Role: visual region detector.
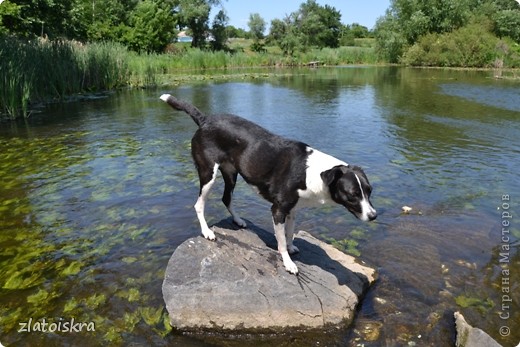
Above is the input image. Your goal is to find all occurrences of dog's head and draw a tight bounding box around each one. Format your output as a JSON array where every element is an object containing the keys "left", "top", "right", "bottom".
[{"left": 321, "top": 165, "right": 377, "bottom": 222}]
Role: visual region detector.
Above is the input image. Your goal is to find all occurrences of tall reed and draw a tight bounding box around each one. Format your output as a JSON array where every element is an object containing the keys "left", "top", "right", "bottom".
[
  {"left": 0, "top": 37, "right": 35, "bottom": 119},
  {"left": 0, "top": 38, "right": 131, "bottom": 120},
  {"left": 300, "top": 47, "right": 378, "bottom": 66},
  {"left": 77, "top": 42, "right": 129, "bottom": 90}
]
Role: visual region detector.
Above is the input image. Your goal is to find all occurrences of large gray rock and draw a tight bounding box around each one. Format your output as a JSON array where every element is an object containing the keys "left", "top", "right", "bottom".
[
  {"left": 454, "top": 312, "right": 502, "bottom": 347},
  {"left": 162, "top": 220, "right": 376, "bottom": 332}
]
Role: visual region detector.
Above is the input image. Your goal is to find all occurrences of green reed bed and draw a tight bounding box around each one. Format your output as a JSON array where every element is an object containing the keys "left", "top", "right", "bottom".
[
  {"left": 127, "top": 47, "right": 378, "bottom": 80},
  {"left": 0, "top": 37, "right": 34, "bottom": 118},
  {"left": 126, "top": 49, "right": 277, "bottom": 86},
  {"left": 0, "top": 37, "right": 130, "bottom": 120},
  {"left": 77, "top": 42, "right": 129, "bottom": 91},
  {"left": 300, "top": 46, "right": 378, "bottom": 66}
]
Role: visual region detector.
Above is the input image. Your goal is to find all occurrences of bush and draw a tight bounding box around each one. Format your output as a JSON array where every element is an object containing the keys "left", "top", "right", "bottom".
[
  {"left": 497, "top": 38, "right": 520, "bottom": 68},
  {"left": 402, "top": 24, "right": 499, "bottom": 67},
  {"left": 374, "top": 14, "right": 407, "bottom": 63}
]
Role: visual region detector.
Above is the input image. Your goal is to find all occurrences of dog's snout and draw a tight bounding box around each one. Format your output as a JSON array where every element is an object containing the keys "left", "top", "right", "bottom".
[{"left": 368, "top": 210, "right": 377, "bottom": 221}]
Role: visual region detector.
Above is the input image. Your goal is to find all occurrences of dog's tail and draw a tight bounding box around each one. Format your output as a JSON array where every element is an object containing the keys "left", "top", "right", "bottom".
[{"left": 160, "top": 94, "right": 206, "bottom": 126}]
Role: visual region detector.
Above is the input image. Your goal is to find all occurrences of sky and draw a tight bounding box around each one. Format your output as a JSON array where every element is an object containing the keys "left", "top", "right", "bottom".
[{"left": 217, "top": 0, "right": 391, "bottom": 31}]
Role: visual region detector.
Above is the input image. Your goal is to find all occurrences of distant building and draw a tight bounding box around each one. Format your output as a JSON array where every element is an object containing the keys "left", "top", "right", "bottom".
[{"left": 177, "top": 31, "right": 193, "bottom": 43}]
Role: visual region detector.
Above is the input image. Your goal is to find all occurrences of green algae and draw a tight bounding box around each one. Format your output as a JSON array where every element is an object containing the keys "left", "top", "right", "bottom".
[
  {"left": 455, "top": 295, "right": 494, "bottom": 314},
  {"left": 0, "top": 129, "right": 177, "bottom": 344}
]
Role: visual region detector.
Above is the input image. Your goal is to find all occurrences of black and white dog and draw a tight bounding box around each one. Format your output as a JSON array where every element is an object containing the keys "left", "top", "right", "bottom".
[{"left": 160, "top": 94, "right": 377, "bottom": 274}]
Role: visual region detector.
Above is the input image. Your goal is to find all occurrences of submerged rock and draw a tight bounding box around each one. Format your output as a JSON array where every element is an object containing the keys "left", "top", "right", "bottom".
[
  {"left": 454, "top": 312, "right": 502, "bottom": 347},
  {"left": 162, "top": 220, "right": 376, "bottom": 332}
]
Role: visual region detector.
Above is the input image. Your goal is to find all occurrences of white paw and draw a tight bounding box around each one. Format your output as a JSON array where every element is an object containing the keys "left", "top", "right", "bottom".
[
  {"left": 287, "top": 244, "right": 299, "bottom": 255},
  {"left": 280, "top": 251, "right": 298, "bottom": 274},
  {"left": 283, "top": 259, "right": 299, "bottom": 275},
  {"left": 233, "top": 217, "right": 247, "bottom": 228},
  {"left": 201, "top": 228, "right": 216, "bottom": 241}
]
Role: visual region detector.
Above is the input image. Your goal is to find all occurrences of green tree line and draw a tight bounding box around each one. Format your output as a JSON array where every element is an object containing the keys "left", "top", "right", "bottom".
[
  {"left": 0, "top": 0, "right": 371, "bottom": 54},
  {"left": 0, "top": 0, "right": 227, "bottom": 52},
  {"left": 374, "top": 0, "right": 520, "bottom": 66},
  {"left": 3, "top": 0, "right": 519, "bottom": 66}
]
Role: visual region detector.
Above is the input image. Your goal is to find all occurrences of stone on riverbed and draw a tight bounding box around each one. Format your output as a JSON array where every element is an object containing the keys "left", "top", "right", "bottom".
[
  {"left": 454, "top": 312, "right": 502, "bottom": 347},
  {"left": 162, "top": 220, "right": 376, "bottom": 332}
]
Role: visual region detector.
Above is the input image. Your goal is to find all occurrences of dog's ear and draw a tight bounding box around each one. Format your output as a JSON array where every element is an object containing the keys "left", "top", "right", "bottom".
[
  {"left": 351, "top": 165, "right": 368, "bottom": 180},
  {"left": 320, "top": 165, "right": 348, "bottom": 186}
]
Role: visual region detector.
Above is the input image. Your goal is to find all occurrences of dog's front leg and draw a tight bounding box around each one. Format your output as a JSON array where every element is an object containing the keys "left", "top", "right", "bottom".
[{"left": 272, "top": 207, "right": 298, "bottom": 275}]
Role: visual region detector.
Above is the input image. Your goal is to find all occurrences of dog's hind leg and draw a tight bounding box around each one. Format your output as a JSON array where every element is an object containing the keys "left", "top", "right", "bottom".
[
  {"left": 194, "top": 162, "right": 219, "bottom": 240},
  {"left": 221, "top": 167, "right": 247, "bottom": 228},
  {"left": 285, "top": 210, "right": 299, "bottom": 255}
]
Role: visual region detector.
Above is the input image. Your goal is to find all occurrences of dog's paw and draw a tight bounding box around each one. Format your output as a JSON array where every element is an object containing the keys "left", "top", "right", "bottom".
[
  {"left": 287, "top": 244, "right": 299, "bottom": 255},
  {"left": 283, "top": 259, "right": 299, "bottom": 275},
  {"left": 280, "top": 252, "right": 299, "bottom": 274},
  {"left": 233, "top": 217, "right": 247, "bottom": 228},
  {"left": 201, "top": 228, "right": 216, "bottom": 241}
]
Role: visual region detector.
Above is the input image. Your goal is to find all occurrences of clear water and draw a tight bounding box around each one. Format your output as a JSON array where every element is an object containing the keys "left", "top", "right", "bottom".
[{"left": 1, "top": 67, "right": 519, "bottom": 346}]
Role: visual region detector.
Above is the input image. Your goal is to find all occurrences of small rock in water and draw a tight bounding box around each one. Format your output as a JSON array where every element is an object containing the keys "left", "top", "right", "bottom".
[
  {"left": 402, "top": 206, "right": 412, "bottom": 213},
  {"left": 454, "top": 312, "right": 501, "bottom": 347},
  {"left": 455, "top": 259, "right": 477, "bottom": 270},
  {"left": 356, "top": 320, "right": 383, "bottom": 342},
  {"left": 374, "top": 297, "right": 387, "bottom": 305}
]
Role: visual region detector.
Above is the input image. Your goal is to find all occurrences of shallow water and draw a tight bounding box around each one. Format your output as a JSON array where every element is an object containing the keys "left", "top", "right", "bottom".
[{"left": 0, "top": 67, "right": 519, "bottom": 346}]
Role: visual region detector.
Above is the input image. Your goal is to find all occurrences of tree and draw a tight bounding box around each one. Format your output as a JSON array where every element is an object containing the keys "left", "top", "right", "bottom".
[
  {"left": 297, "top": 0, "right": 341, "bottom": 48},
  {"left": 374, "top": 0, "right": 477, "bottom": 62},
  {"left": 268, "top": 16, "right": 301, "bottom": 56},
  {"left": 226, "top": 25, "right": 248, "bottom": 39},
  {"left": 210, "top": 9, "right": 228, "bottom": 50},
  {"left": 177, "top": 0, "right": 223, "bottom": 48},
  {"left": 494, "top": 9, "right": 520, "bottom": 42},
  {"left": 350, "top": 23, "right": 370, "bottom": 38},
  {"left": 339, "top": 25, "right": 355, "bottom": 46},
  {"left": 389, "top": 0, "right": 474, "bottom": 43},
  {"left": 268, "top": 18, "right": 286, "bottom": 44},
  {"left": 248, "top": 13, "right": 265, "bottom": 52},
  {"left": 123, "top": 0, "right": 176, "bottom": 52},
  {"left": 248, "top": 13, "right": 265, "bottom": 40},
  {"left": 77, "top": 0, "right": 130, "bottom": 42},
  {"left": 267, "top": 0, "right": 342, "bottom": 55},
  {"left": 374, "top": 12, "right": 407, "bottom": 63},
  {"left": 0, "top": 0, "right": 22, "bottom": 35},
  {"left": 315, "top": 3, "right": 342, "bottom": 47},
  {"left": 491, "top": 0, "right": 520, "bottom": 43},
  {"left": 0, "top": 0, "right": 77, "bottom": 38}
]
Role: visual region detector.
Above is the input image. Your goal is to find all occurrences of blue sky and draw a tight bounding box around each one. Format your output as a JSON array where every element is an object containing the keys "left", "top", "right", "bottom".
[{"left": 217, "top": 1, "right": 391, "bottom": 31}]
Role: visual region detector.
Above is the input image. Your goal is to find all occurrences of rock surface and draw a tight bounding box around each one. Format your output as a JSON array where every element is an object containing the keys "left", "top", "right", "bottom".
[
  {"left": 162, "top": 219, "right": 376, "bottom": 332},
  {"left": 454, "top": 312, "right": 502, "bottom": 347}
]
